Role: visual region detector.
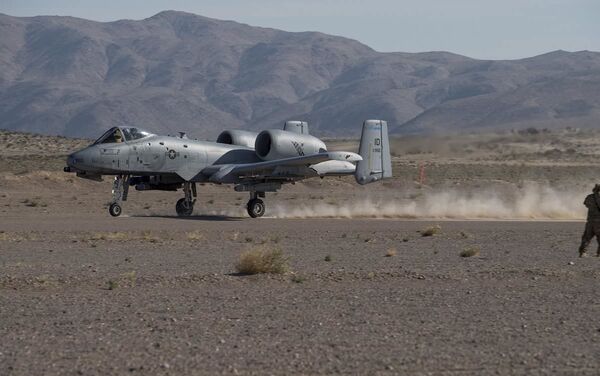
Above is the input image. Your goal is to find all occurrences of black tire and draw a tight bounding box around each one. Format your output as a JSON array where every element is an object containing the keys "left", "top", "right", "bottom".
[
  {"left": 176, "top": 198, "right": 193, "bottom": 217},
  {"left": 247, "top": 198, "right": 265, "bottom": 218},
  {"left": 109, "top": 203, "right": 122, "bottom": 217}
]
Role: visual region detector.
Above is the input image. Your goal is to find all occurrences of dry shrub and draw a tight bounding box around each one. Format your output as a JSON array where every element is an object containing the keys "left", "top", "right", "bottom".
[
  {"left": 421, "top": 225, "right": 441, "bottom": 237},
  {"left": 121, "top": 271, "right": 137, "bottom": 287},
  {"left": 107, "top": 280, "right": 119, "bottom": 290},
  {"left": 91, "top": 232, "right": 128, "bottom": 241},
  {"left": 385, "top": 248, "right": 397, "bottom": 257},
  {"left": 290, "top": 274, "right": 306, "bottom": 283},
  {"left": 88, "top": 231, "right": 166, "bottom": 242},
  {"left": 460, "top": 247, "right": 480, "bottom": 258},
  {"left": 236, "top": 247, "right": 288, "bottom": 275},
  {"left": 141, "top": 231, "right": 160, "bottom": 243},
  {"left": 34, "top": 275, "right": 54, "bottom": 287},
  {"left": 0, "top": 232, "right": 26, "bottom": 242},
  {"left": 186, "top": 231, "right": 205, "bottom": 241}
]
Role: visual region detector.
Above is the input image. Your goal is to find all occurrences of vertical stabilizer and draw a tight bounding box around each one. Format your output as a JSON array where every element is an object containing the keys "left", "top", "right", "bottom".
[{"left": 355, "top": 120, "right": 392, "bottom": 185}]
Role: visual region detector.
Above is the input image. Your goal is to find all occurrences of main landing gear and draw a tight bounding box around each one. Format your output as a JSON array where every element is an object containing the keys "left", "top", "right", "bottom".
[
  {"left": 176, "top": 182, "right": 196, "bottom": 217},
  {"left": 246, "top": 191, "right": 266, "bottom": 218},
  {"left": 109, "top": 175, "right": 130, "bottom": 217}
]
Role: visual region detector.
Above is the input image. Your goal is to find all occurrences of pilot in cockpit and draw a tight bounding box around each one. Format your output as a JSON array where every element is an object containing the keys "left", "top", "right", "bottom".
[{"left": 114, "top": 129, "right": 123, "bottom": 143}]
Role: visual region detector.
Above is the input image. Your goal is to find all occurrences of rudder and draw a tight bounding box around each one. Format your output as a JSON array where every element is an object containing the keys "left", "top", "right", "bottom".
[{"left": 355, "top": 119, "right": 392, "bottom": 185}]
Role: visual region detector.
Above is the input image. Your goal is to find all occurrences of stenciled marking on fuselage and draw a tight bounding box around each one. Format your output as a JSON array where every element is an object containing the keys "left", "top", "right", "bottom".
[{"left": 291, "top": 141, "right": 305, "bottom": 156}]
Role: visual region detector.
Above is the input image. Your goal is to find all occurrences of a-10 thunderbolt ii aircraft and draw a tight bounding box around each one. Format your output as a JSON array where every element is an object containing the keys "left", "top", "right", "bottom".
[{"left": 64, "top": 120, "right": 392, "bottom": 218}]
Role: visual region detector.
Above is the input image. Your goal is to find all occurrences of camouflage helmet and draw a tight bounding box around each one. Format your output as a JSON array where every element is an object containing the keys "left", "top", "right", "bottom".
[{"left": 594, "top": 184, "right": 600, "bottom": 193}]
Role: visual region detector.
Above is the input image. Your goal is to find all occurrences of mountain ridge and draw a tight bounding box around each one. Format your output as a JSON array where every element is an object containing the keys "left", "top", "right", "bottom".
[{"left": 0, "top": 11, "right": 599, "bottom": 138}]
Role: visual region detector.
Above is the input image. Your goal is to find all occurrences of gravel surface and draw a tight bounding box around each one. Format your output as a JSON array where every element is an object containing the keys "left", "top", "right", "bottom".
[
  {"left": 1, "top": 214, "right": 599, "bottom": 375},
  {"left": 2, "top": 131, "right": 600, "bottom": 374}
]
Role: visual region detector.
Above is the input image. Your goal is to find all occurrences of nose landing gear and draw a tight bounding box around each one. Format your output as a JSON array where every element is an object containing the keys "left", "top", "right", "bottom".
[
  {"left": 176, "top": 182, "right": 196, "bottom": 217},
  {"left": 246, "top": 191, "right": 266, "bottom": 218},
  {"left": 109, "top": 175, "right": 130, "bottom": 217}
]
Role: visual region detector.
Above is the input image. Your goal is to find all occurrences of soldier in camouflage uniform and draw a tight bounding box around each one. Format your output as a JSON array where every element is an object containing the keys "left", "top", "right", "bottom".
[{"left": 578, "top": 184, "right": 600, "bottom": 257}]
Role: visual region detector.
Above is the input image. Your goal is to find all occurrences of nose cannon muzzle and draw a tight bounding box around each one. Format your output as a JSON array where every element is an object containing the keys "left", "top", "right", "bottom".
[{"left": 65, "top": 151, "right": 84, "bottom": 172}]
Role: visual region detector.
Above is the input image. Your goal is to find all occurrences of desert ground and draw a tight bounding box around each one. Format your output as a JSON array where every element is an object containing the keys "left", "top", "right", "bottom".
[{"left": 1, "top": 128, "right": 600, "bottom": 375}]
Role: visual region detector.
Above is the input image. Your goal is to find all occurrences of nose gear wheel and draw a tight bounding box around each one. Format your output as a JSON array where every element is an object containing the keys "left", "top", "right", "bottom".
[{"left": 109, "top": 203, "right": 122, "bottom": 217}]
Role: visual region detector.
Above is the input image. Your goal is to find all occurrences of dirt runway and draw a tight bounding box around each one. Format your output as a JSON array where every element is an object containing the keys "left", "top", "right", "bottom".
[
  {"left": 1, "top": 212, "right": 599, "bottom": 375},
  {"left": 2, "top": 130, "right": 600, "bottom": 374}
]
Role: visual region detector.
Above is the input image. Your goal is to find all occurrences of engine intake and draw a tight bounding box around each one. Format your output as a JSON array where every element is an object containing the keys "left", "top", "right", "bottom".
[
  {"left": 216, "top": 130, "right": 258, "bottom": 148},
  {"left": 255, "top": 130, "right": 327, "bottom": 161}
]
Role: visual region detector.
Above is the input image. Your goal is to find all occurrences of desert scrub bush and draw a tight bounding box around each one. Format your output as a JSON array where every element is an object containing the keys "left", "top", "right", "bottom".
[
  {"left": 324, "top": 255, "right": 332, "bottom": 262},
  {"left": 420, "top": 225, "right": 441, "bottom": 237},
  {"left": 0, "top": 232, "right": 27, "bottom": 242},
  {"left": 460, "top": 247, "right": 480, "bottom": 258},
  {"left": 91, "top": 232, "right": 128, "bottom": 241},
  {"left": 290, "top": 274, "right": 306, "bottom": 283},
  {"left": 141, "top": 231, "right": 160, "bottom": 243},
  {"left": 121, "top": 271, "right": 137, "bottom": 287},
  {"left": 107, "top": 280, "right": 119, "bottom": 290},
  {"left": 34, "top": 275, "right": 53, "bottom": 286},
  {"left": 236, "top": 247, "right": 289, "bottom": 275},
  {"left": 186, "top": 231, "right": 205, "bottom": 241}
]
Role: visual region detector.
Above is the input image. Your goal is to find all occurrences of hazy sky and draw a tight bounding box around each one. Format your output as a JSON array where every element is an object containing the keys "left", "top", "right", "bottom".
[{"left": 2, "top": 0, "right": 599, "bottom": 60}]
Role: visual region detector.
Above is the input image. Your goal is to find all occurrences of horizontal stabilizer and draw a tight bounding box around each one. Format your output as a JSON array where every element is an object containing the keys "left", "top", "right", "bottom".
[{"left": 205, "top": 151, "right": 361, "bottom": 183}]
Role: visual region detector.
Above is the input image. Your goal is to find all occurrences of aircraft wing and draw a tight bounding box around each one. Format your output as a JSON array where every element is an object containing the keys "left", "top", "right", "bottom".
[{"left": 204, "top": 152, "right": 361, "bottom": 183}]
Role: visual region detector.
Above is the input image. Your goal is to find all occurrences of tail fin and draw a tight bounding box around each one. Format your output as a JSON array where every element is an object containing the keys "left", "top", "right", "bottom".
[{"left": 355, "top": 119, "right": 392, "bottom": 185}]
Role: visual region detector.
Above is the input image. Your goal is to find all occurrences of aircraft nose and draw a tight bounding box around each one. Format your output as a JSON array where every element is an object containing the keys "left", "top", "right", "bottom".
[
  {"left": 66, "top": 150, "right": 87, "bottom": 168},
  {"left": 66, "top": 152, "right": 79, "bottom": 168}
]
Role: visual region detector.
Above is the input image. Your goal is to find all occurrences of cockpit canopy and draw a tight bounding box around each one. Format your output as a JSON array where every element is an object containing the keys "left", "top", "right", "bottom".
[{"left": 93, "top": 127, "right": 153, "bottom": 144}]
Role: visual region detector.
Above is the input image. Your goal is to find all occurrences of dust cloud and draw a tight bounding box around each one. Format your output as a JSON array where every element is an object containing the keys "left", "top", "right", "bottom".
[{"left": 268, "top": 184, "right": 588, "bottom": 220}]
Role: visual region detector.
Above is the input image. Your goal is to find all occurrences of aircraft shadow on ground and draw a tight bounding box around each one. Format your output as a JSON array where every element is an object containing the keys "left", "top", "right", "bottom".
[{"left": 131, "top": 214, "right": 242, "bottom": 221}]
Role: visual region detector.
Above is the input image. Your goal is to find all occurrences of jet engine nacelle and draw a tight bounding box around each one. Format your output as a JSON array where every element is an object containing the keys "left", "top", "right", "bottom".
[
  {"left": 255, "top": 129, "right": 327, "bottom": 161},
  {"left": 216, "top": 130, "right": 259, "bottom": 148}
]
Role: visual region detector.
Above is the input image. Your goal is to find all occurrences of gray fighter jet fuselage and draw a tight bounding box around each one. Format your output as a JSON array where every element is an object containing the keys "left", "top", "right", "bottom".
[{"left": 65, "top": 120, "right": 392, "bottom": 218}]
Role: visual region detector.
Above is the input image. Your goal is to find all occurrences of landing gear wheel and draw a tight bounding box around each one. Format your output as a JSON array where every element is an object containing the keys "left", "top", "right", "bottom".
[
  {"left": 109, "top": 203, "right": 122, "bottom": 217},
  {"left": 247, "top": 198, "right": 265, "bottom": 218},
  {"left": 176, "top": 198, "right": 194, "bottom": 217}
]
